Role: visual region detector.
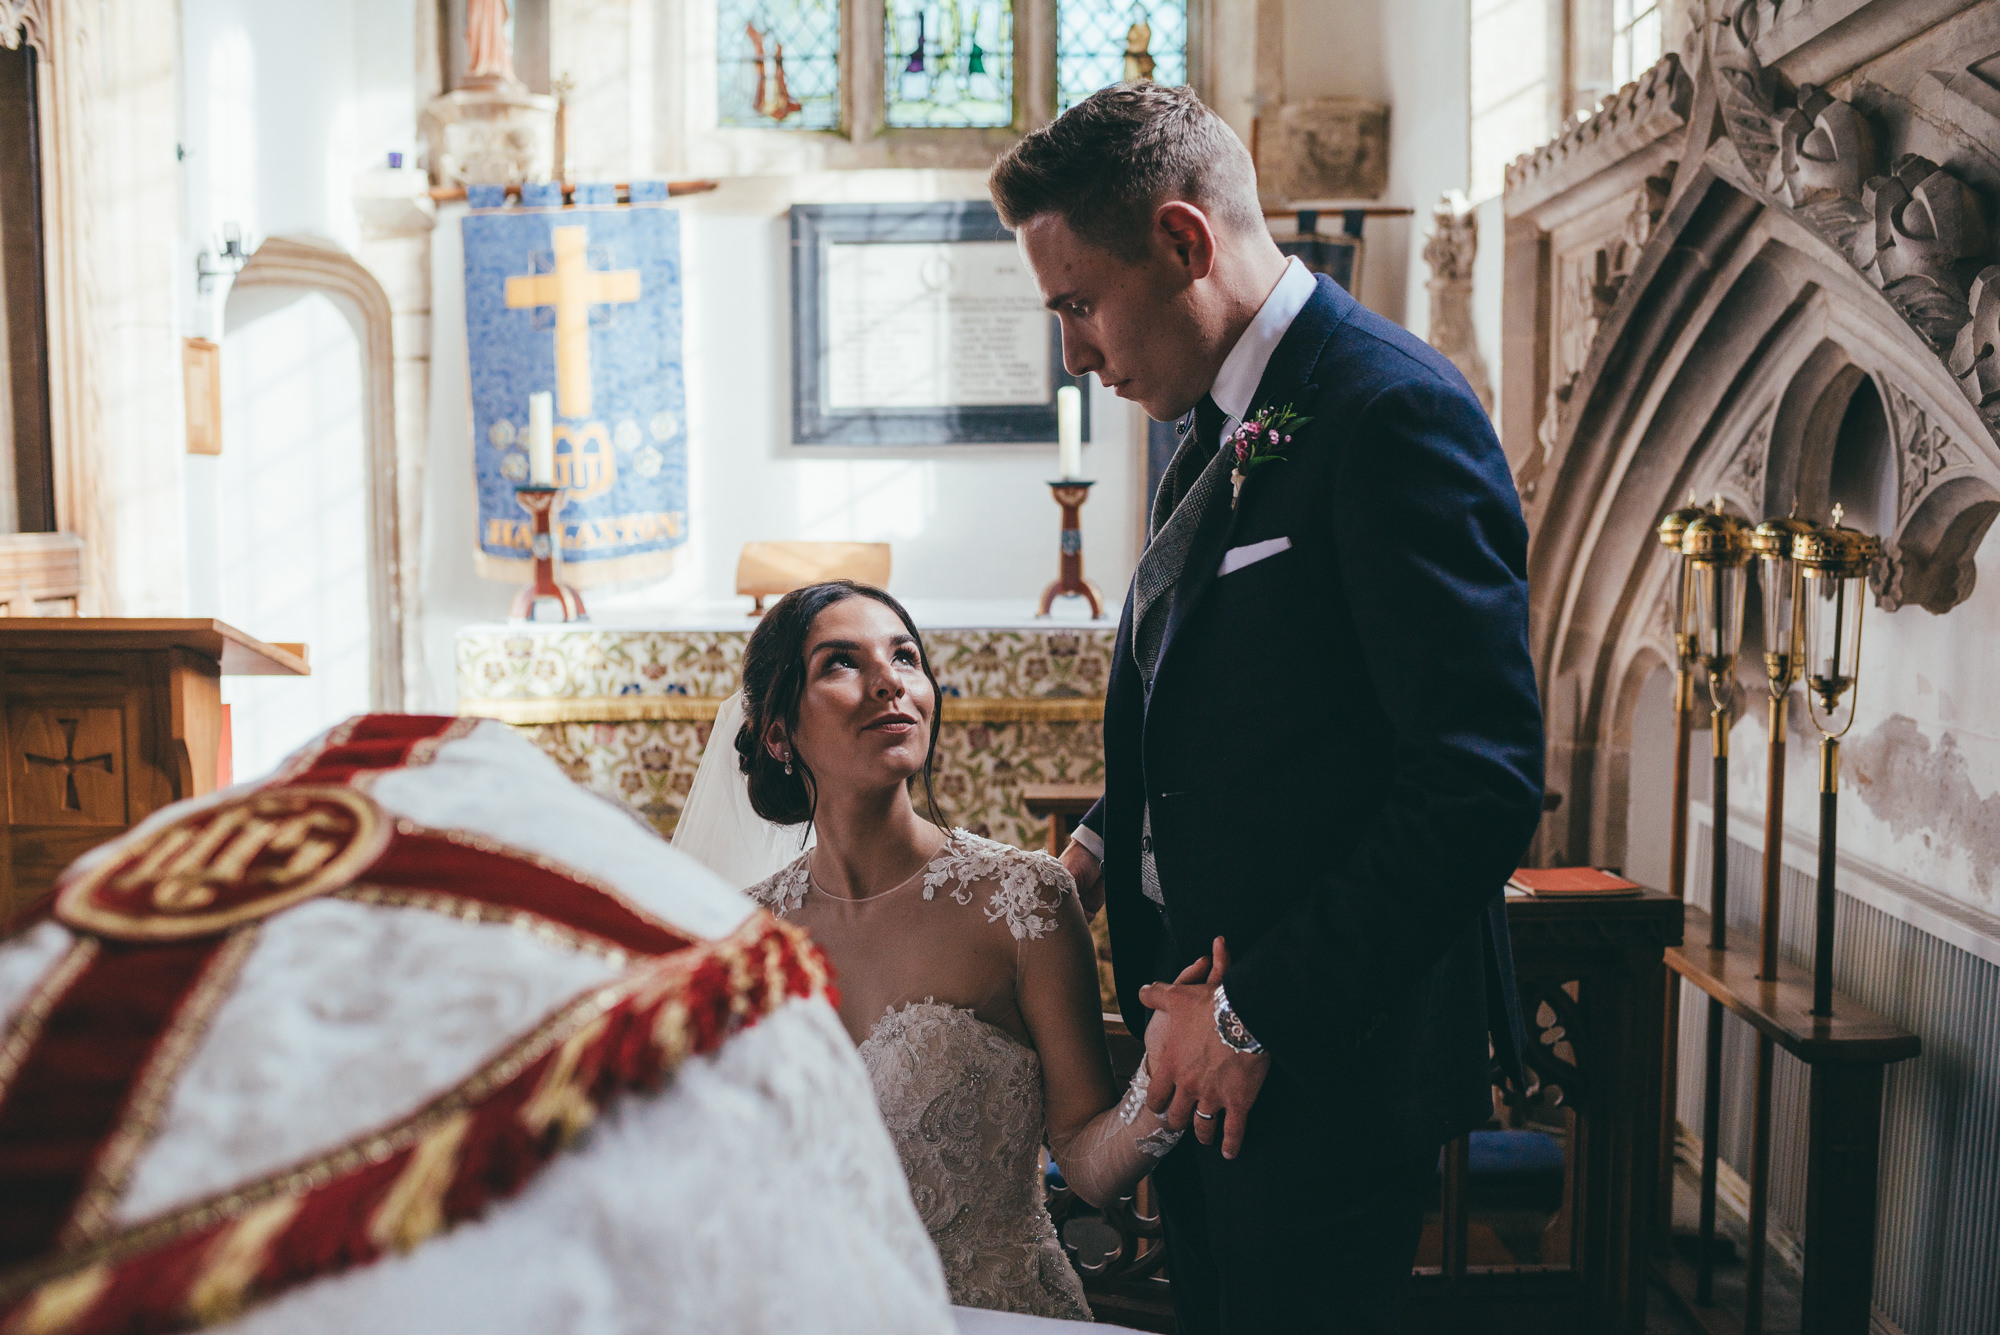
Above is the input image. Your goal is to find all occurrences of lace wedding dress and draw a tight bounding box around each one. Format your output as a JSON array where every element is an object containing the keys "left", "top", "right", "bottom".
[{"left": 748, "top": 829, "right": 1176, "bottom": 1322}]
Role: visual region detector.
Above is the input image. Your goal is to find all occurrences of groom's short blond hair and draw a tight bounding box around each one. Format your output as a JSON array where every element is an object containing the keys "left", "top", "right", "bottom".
[{"left": 990, "top": 83, "right": 1262, "bottom": 261}]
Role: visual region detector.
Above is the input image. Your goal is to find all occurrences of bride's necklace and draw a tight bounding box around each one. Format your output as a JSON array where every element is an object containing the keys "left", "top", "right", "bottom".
[{"left": 806, "top": 831, "right": 951, "bottom": 903}]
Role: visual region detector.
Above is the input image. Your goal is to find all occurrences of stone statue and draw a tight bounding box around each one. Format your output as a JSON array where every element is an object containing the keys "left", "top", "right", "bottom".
[
  {"left": 1423, "top": 192, "right": 1494, "bottom": 415},
  {"left": 467, "top": 0, "right": 518, "bottom": 88}
]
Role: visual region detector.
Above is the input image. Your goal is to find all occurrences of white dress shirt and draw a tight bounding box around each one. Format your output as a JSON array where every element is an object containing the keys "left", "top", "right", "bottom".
[
  {"left": 1065, "top": 256, "right": 1319, "bottom": 871},
  {"left": 1206, "top": 255, "right": 1319, "bottom": 440}
]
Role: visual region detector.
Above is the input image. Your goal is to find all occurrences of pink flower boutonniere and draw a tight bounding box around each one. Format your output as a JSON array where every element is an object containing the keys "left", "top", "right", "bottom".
[{"left": 1228, "top": 403, "right": 1312, "bottom": 508}]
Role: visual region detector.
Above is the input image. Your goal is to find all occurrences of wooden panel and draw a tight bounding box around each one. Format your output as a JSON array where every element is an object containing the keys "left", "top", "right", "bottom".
[
  {"left": 9, "top": 704, "right": 123, "bottom": 824},
  {"left": 0, "top": 533, "right": 82, "bottom": 612}
]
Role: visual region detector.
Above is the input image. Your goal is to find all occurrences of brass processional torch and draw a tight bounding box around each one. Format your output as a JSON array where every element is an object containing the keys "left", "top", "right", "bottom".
[
  {"left": 1793, "top": 505, "right": 1880, "bottom": 1017},
  {"left": 1657, "top": 495, "right": 1710, "bottom": 899},
  {"left": 1741, "top": 510, "right": 1812, "bottom": 1334},
  {"left": 1652, "top": 494, "right": 1708, "bottom": 1247},
  {"left": 1680, "top": 502, "right": 1750, "bottom": 1307}
]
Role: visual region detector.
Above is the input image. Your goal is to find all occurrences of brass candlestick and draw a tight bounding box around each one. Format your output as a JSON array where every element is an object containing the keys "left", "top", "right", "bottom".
[
  {"left": 1037, "top": 480, "right": 1104, "bottom": 619},
  {"left": 509, "top": 485, "right": 587, "bottom": 622},
  {"left": 1794, "top": 506, "right": 1879, "bottom": 1018}
]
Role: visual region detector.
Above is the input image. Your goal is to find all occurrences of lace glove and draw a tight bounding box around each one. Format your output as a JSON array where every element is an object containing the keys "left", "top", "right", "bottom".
[{"left": 1048, "top": 1058, "right": 1182, "bottom": 1209}]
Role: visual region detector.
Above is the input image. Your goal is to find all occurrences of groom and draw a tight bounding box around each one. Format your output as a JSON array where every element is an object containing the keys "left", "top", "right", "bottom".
[{"left": 993, "top": 86, "right": 1544, "bottom": 1332}]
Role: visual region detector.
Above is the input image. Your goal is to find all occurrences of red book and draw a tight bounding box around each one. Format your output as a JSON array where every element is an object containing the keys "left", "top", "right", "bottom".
[{"left": 1507, "top": 867, "right": 1642, "bottom": 897}]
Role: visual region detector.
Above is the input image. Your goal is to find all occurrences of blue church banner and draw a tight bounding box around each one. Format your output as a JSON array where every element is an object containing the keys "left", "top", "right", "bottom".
[{"left": 463, "top": 197, "right": 687, "bottom": 584}]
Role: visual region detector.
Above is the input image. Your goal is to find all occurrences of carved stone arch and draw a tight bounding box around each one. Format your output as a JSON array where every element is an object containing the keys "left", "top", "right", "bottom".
[{"left": 228, "top": 237, "right": 410, "bottom": 711}]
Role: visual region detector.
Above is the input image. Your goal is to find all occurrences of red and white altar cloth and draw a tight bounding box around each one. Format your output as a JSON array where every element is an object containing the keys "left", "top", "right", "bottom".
[{"left": 0, "top": 715, "right": 956, "bottom": 1335}]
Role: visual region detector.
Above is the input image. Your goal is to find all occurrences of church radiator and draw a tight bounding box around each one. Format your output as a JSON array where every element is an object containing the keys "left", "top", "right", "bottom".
[{"left": 1678, "top": 814, "right": 2000, "bottom": 1335}]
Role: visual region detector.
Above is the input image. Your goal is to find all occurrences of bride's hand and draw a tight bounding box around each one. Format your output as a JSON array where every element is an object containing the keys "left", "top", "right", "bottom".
[{"left": 1060, "top": 840, "right": 1105, "bottom": 917}]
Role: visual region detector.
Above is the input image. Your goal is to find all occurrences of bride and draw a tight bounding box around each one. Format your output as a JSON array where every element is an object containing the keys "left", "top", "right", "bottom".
[{"left": 673, "top": 581, "right": 1185, "bottom": 1321}]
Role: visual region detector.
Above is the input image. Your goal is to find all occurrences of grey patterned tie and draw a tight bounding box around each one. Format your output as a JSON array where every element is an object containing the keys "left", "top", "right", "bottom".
[
  {"left": 1130, "top": 395, "right": 1228, "bottom": 907},
  {"left": 1132, "top": 394, "right": 1230, "bottom": 688}
]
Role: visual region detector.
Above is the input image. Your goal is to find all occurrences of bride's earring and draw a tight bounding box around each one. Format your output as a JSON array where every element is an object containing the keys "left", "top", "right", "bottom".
[{"left": 784, "top": 753, "right": 793, "bottom": 776}]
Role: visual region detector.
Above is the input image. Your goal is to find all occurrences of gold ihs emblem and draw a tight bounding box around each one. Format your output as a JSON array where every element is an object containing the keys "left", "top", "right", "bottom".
[{"left": 56, "top": 786, "right": 390, "bottom": 940}]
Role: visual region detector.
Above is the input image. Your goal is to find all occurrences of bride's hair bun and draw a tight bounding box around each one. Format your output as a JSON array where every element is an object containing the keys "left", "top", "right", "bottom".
[{"left": 735, "top": 580, "right": 943, "bottom": 829}]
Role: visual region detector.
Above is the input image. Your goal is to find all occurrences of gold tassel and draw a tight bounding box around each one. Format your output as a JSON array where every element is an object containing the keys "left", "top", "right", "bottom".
[
  {"left": 367, "top": 1111, "right": 472, "bottom": 1255},
  {"left": 185, "top": 1195, "right": 305, "bottom": 1323},
  {"left": 4, "top": 1265, "right": 110, "bottom": 1335}
]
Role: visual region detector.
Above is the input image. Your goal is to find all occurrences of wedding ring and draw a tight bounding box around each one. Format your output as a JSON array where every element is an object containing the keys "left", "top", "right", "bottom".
[{"left": 1193, "top": 1109, "right": 1217, "bottom": 1121}]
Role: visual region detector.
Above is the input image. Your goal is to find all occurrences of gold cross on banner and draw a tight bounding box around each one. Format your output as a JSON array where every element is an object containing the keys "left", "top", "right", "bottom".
[{"left": 504, "top": 224, "right": 642, "bottom": 420}]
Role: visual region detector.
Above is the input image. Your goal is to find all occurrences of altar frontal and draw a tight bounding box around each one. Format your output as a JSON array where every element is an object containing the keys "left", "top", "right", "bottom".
[{"left": 464, "top": 198, "right": 688, "bottom": 584}]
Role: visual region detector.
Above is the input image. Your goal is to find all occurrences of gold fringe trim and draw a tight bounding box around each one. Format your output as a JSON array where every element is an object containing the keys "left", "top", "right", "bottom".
[
  {"left": 364, "top": 1112, "right": 470, "bottom": 1256},
  {"left": 1, "top": 1264, "right": 106, "bottom": 1335},
  {"left": 456, "top": 695, "right": 1105, "bottom": 726},
  {"left": 184, "top": 1195, "right": 303, "bottom": 1324}
]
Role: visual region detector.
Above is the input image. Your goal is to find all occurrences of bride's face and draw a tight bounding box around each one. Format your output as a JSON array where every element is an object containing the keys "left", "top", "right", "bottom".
[{"left": 782, "top": 597, "right": 935, "bottom": 798}]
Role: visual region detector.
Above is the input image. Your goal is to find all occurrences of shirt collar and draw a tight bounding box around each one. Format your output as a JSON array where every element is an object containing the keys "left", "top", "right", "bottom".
[{"left": 1207, "top": 256, "right": 1318, "bottom": 426}]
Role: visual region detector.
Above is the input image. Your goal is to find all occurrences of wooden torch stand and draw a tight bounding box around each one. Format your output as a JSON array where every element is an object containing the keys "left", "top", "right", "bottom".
[
  {"left": 1037, "top": 480, "right": 1104, "bottom": 619},
  {"left": 509, "top": 485, "right": 586, "bottom": 623}
]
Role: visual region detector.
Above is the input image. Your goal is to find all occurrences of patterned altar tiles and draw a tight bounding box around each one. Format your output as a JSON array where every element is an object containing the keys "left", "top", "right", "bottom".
[
  {"left": 457, "top": 626, "right": 1118, "bottom": 704},
  {"left": 517, "top": 716, "right": 1103, "bottom": 851}
]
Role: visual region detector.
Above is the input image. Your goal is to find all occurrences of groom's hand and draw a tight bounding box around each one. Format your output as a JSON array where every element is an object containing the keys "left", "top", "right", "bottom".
[
  {"left": 1060, "top": 840, "right": 1104, "bottom": 916},
  {"left": 1139, "top": 937, "right": 1270, "bottom": 1160}
]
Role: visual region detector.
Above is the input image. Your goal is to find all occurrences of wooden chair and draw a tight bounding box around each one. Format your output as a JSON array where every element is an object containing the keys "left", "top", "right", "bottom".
[{"left": 735, "top": 541, "right": 891, "bottom": 614}]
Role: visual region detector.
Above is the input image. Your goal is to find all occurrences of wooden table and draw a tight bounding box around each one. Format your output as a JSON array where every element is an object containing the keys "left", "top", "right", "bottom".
[
  {"left": 1659, "top": 908, "right": 1919, "bottom": 1335},
  {"left": 0, "top": 619, "right": 307, "bottom": 921}
]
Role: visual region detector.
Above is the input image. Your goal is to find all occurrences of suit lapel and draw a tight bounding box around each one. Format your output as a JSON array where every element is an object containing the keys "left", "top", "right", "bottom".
[{"left": 1149, "top": 275, "right": 1354, "bottom": 687}]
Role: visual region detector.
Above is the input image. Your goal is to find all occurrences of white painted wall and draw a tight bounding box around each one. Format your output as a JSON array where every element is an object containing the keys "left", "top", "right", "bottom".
[
  {"left": 190, "top": 290, "right": 374, "bottom": 782},
  {"left": 419, "top": 173, "right": 1145, "bottom": 707}
]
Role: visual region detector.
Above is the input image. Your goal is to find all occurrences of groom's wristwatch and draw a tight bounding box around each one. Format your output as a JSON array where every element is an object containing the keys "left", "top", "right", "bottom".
[{"left": 1212, "top": 984, "right": 1264, "bottom": 1056}]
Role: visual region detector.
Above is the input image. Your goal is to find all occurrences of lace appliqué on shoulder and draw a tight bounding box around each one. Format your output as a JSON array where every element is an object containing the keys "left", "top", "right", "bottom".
[
  {"left": 919, "top": 831, "right": 1074, "bottom": 941},
  {"left": 745, "top": 857, "right": 810, "bottom": 916}
]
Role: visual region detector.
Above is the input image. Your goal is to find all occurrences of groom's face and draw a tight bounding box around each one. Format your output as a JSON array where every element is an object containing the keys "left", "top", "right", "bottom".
[{"left": 1017, "top": 209, "right": 1212, "bottom": 422}]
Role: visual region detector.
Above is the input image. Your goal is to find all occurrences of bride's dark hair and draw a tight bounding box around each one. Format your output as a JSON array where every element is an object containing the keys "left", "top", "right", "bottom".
[{"left": 734, "top": 580, "right": 944, "bottom": 831}]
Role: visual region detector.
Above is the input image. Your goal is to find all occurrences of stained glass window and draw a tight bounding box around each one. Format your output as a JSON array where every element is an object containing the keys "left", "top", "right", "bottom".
[
  {"left": 717, "top": 0, "right": 842, "bottom": 130},
  {"left": 884, "top": 0, "right": 1015, "bottom": 129},
  {"left": 1056, "top": 0, "right": 1186, "bottom": 111}
]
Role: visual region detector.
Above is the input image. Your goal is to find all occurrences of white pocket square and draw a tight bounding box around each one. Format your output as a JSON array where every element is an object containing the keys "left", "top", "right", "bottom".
[{"left": 1218, "top": 536, "right": 1292, "bottom": 576}]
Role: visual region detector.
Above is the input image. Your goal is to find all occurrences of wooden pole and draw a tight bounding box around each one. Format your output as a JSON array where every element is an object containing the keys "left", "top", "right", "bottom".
[
  {"left": 1743, "top": 690, "right": 1787, "bottom": 1333},
  {"left": 1696, "top": 697, "right": 1730, "bottom": 1303},
  {"left": 1658, "top": 665, "right": 1694, "bottom": 1247},
  {"left": 1813, "top": 738, "right": 1840, "bottom": 1017}
]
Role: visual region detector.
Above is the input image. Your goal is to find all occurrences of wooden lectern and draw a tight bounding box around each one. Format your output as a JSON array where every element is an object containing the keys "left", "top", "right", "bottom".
[{"left": 0, "top": 619, "right": 308, "bottom": 921}]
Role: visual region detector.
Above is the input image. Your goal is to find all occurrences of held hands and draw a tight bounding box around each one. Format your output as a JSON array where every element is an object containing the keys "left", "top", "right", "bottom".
[
  {"left": 1060, "top": 840, "right": 1105, "bottom": 917},
  {"left": 1139, "top": 937, "right": 1270, "bottom": 1160}
]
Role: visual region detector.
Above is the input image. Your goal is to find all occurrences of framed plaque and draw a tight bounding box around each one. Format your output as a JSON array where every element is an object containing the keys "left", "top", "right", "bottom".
[{"left": 791, "top": 202, "right": 1090, "bottom": 447}]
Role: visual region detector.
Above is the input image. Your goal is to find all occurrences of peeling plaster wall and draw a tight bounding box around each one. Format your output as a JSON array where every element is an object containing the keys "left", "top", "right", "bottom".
[{"left": 1723, "top": 533, "right": 2000, "bottom": 922}]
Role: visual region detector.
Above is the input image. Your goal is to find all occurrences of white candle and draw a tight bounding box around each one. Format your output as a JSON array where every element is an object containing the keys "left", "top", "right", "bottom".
[
  {"left": 1056, "top": 385, "right": 1082, "bottom": 479},
  {"left": 527, "top": 392, "right": 555, "bottom": 486}
]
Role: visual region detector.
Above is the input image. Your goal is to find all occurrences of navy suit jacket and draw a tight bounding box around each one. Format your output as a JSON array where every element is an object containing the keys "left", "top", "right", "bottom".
[{"left": 1081, "top": 274, "right": 1543, "bottom": 1152}]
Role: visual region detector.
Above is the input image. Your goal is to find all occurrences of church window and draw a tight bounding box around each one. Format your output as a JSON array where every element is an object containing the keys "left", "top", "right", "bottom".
[
  {"left": 1610, "top": 0, "right": 1661, "bottom": 90},
  {"left": 884, "top": 0, "right": 1017, "bottom": 129},
  {"left": 1469, "top": 0, "right": 1552, "bottom": 201},
  {"left": 1055, "top": 0, "right": 1187, "bottom": 112},
  {"left": 717, "top": 0, "right": 845, "bottom": 130}
]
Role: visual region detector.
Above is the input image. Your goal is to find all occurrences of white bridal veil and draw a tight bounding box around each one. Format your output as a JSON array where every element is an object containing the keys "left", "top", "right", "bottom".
[{"left": 671, "top": 691, "right": 814, "bottom": 888}]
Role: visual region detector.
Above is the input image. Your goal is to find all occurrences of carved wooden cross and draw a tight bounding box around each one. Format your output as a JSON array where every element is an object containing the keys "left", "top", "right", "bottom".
[{"left": 26, "top": 716, "right": 115, "bottom": 812}]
